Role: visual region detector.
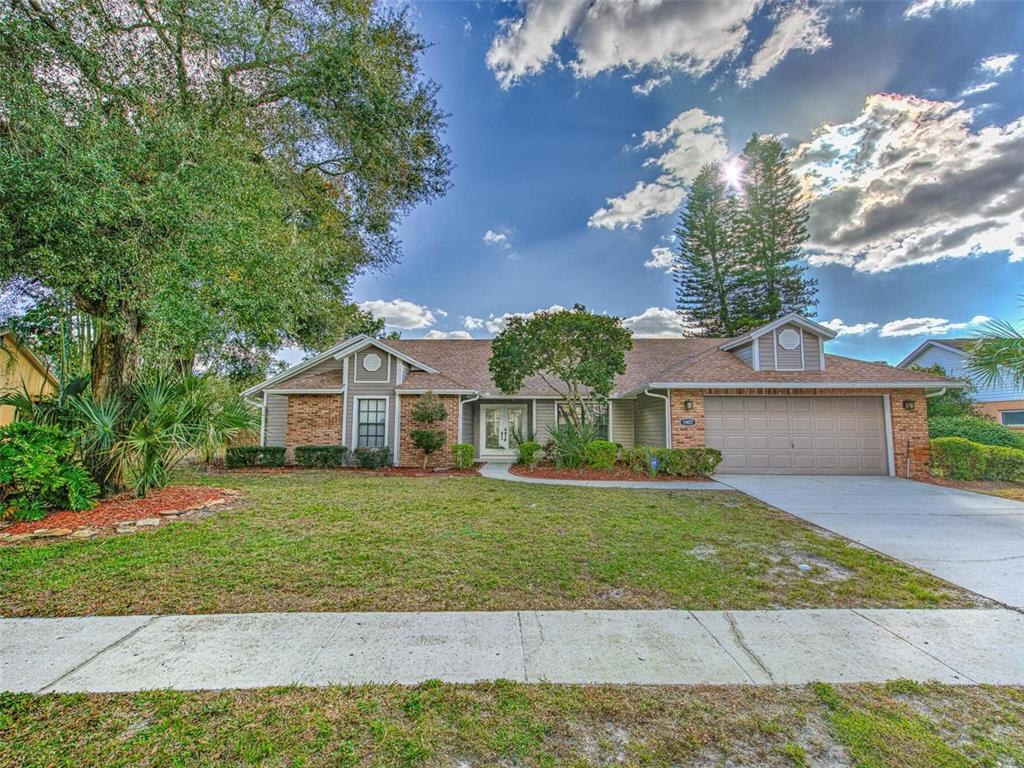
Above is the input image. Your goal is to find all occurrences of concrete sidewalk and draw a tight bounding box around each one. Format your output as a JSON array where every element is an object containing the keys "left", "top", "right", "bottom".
[
  {"left": 3, "top": 609, "right": 1021, "bottom": 693},
  {"left": 480, "top": 461, "right": 730, "bottom": 490}
]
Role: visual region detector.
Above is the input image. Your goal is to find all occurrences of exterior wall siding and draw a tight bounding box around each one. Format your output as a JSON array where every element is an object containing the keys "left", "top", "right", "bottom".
[
  {"left": 757, "top": 335, "right": 775, "bottom": 369},
  {"left": 354, "top": 348, "right": 390, "bottom": 383},
  {"left": 398, "top": 394, "right": 460, "bottom": 468},
  {"left": 0, "top": 337, "right": 56, "bottom": 426},
  {"left": 610, "top": 399, "right": 635, "bottom": 448},
  {"left": 534, "top": 400, "right": 557, "bottom": 443},
  {"left": 774, "top": 324, "right": 804, "bottom": 370},
  {"left": 460, "top": 398, "right": 476, "bottom": 445},
  {"left": 978, "top": 399, "right": 1024, "bottom": 428},
  {"left": 285, "top": 394, "right": 343, "bottom": 459},
  {"left": 734, "top": 343, "right": 753, "bottom": 367},
  {"left": 265, "top": 394, "right": 288, "bottom": 447},
  {"left": 908, "top": 345, "right": 1022, "bottom": 402},
  {"left": 344, "top": 347, "right": 399, "bottom": 452},
  {"left": 802, "top": 331, "right": 822, "bottom": 371},
  {"left": 634, "top": 392, "right": 667, "bottom": 447}
]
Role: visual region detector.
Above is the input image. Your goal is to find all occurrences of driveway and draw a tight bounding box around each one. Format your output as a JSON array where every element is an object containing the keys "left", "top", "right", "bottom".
[{"left": 719, "top": 476, "right": 1024, "bottom": 608}]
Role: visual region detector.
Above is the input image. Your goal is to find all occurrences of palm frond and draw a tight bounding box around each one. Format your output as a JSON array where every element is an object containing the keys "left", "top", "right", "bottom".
[{"left": 965, "top": 318, "right": 1024, "bottom": 388}]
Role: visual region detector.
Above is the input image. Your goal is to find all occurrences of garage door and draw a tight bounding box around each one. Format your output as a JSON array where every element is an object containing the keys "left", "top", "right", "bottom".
[{"left": 705, "top": 396, "right": 888, "bottom": 475}]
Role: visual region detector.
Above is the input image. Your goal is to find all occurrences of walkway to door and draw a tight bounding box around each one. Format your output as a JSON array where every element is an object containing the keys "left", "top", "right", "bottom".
[{"left": 719, "top": 475, "right": 1024, "bottom": 608}]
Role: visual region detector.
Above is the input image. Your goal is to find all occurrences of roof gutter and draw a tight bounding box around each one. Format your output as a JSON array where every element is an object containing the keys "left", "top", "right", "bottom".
[
  {"left": 925, "top": 388, "right": 947, "bottom": 398},
  {"left": 623, "top": 380, "right": 968, "bottom": 397}
]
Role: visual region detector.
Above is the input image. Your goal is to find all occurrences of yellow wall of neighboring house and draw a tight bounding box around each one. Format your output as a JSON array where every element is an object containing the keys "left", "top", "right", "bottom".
[{"left": 0, "top": 333, "right": 58, "bottom": 426}]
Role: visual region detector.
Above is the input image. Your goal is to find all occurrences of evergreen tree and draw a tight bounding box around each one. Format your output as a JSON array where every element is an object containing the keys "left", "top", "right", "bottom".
[
  {"left": 734, "top": 135, "right": 817, "bottom": 329},
  {"left": 673, "top": 163, "right": 740, "bottom": 336}
]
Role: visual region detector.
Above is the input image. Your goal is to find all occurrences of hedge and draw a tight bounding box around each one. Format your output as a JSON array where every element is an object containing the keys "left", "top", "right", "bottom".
[
  {"left": 294, "top": 445, "right": 348, "bottom": 468},
  {"left": 353, "top": 446, "right": 391, "bottom": 469},
  {"left": 929, "top": 415, "right": 1024, "bottom": 449},
  {"left": 623, "top": 446, "right": 723, "bottom": 477},
  {"left": 515, "top": 441, "right": 542, "bottom": 467},
  {"left": 451, "top": 443, "right": 475, "bottom": 469},
  {"left": 583, "top": 439, "right": 617, "bottom": 470},
  {"left": 930, "top": 437, "right": 1024, "bottom": 482},
  {"left": 225, "top": 446, "right": 286, "bottom": 468}
]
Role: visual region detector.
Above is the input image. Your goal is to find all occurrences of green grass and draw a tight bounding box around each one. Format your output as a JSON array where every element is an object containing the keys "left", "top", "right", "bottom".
[
  {"left": 0, "top": 470, "right": 980, "bottom": 617},
  {"left": 2, "top": 682, "right": 1022, "bottom": 767}
]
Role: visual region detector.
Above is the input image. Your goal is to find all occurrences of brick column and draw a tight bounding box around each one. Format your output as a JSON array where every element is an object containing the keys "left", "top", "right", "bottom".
[
  {"left": 669, "top": 390, "right": 706, "bottom": 448},
  {"left": 398, "top": 394, "right": 460, "bottom": 468},
  {"left": 285, "top": 394, "right": 343, "bottom": 461},
  {"left": 889, "top": 390, "right": 930, "bottom": 479}
]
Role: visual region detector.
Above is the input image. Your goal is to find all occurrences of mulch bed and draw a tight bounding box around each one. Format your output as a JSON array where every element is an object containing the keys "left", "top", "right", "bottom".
[
  {"left": 206, "top": 465, "right": 481, "bottom": 478},
  {"left": 510, "top": 463, "right": 710, "bottom": 482},
  {"left": 1, "top": 486, "right": 232, "bottom": 536},
  {"left": 923, "top": 476, "right": 1024, "bottom": 501}
]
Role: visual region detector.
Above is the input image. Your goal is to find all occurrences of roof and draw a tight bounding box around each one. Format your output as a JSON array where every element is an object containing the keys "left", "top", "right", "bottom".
[
  {"left": 896, "top": 338, "right": 976, "bottom": 368},
  {"left": 0, "top": 330, "right": 59, "bottom": 387},
  {"left": 718, "top": 313, "right": 838, "bottom": 352}
]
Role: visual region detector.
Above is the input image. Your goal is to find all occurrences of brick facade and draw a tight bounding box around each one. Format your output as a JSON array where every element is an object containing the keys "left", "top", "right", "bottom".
[
  {"left": 667, "top": 388, "right": 932, "bottom": 480},
  {"left": 398, "top": 394, "right": 460, "bottom": 468},
  {"left": 286, "top": 394, "right": 343, "bottom": 460}
]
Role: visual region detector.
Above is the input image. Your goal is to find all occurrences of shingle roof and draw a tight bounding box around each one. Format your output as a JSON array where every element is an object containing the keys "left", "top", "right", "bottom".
[{"left": 386, "top": 337, "right": 959, "bottom": 395}]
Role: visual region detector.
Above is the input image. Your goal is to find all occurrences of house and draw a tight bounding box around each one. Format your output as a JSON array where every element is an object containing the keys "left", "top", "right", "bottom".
[
  {"left": 898, "top": 338, "right": 1024, "bottom": 429},
  {"left": 0, "top": 330, "right": 58, "bottom": 426},
  {"left": 244, "top": 314, "right": 961, "bottom": 478}
]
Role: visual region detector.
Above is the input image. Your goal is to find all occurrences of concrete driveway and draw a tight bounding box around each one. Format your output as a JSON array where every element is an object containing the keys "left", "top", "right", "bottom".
[{"left": 719, "top": 476, "right": 1024, "bottom": 608}]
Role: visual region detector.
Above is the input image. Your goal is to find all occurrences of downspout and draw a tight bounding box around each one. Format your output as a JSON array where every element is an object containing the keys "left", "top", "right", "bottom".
[
  {"left": 460, "top": 393, "right": 481, "bottom": 453},
  {"left": 645, "top": 388, "right": 672, "bottom": 449},
  {"left": 925, "top": 388, "right": 946, "bottom": 399},
  {"left": 259, "top": 391, "right": 267, "bottom": 447}
]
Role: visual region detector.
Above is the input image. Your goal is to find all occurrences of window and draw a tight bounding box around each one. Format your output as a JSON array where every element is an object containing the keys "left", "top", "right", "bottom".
[
  {"left": 357, "top": 398, "right": 387, "bottom": 448},
  {"left": 557, "top": 401, "right": 609, "bottom": 440},
  {"left": 1000, "top": 410, "right": 1024, "bottom": 427}
]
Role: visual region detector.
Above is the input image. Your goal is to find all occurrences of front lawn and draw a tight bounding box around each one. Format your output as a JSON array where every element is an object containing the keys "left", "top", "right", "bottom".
[
  {"left": 2, "top": 681, "right": 1022, "bottom": 767},
  {"left": 0, "top": 471, "right": 980, "bottom": 617}
]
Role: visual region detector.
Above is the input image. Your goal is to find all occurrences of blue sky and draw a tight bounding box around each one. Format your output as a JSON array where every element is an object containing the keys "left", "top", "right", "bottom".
[{"left": 349, "top": 0, "right": 1024, "bottom": 364}]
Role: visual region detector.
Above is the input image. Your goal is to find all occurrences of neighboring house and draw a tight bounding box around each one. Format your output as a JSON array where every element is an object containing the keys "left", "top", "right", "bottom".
[
  {"left": 244, "top": 314, "right": 960, "bottom": 479},
  {"left": 897, "top": 339, "right": 1024, "bottom": 429},
  {"left": 0, "top": 330, "right": 58, "bottom": 426}
]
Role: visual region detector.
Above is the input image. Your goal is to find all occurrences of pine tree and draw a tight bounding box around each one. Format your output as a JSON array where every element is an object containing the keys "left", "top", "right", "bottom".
[
  {"left": 673, "top": 163, "right": 740, "bottom": 336},
  {"left": 734, "top": 135, "right": 818, "bottom": 329}
]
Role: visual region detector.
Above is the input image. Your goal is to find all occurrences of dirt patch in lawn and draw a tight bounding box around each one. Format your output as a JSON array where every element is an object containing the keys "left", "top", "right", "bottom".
[
  {"left": 0, "top": 486, "right": 238, "bottom": 544},
  {"left": 924, "top": 476, "right": 1024, "bottom": 501},
  {"left": 510, "top": 463, "right": 711, "bottom": 482}
]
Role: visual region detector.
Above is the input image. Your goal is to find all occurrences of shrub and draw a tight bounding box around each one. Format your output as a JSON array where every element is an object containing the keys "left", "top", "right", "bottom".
[
  {"left": 409, "top": 391, "right": 448, "bottom": 468},
  {"left": 623, "top": 446, "right": 661, "bottom": 478},
  {"left": 0, "top": 422, "right": 99, "bottom": 521},
  {"left": 353, "top": 446, "right": 391, "bottom": 469},
  {"left": 929, "top": 415, "right": 1024, "bottom": 449},
  {"left": 294, "top": 445, "right": 348, "bottom": 468},
  {"left": 584, "top": 439, "right": 617, "bottom": 469},
  {"left": 931, "top": 437, "right": 1024, "bottom": 482},
  {"left": 546, "top": 421, "right": 600, "bottom": 469},
  {"left": 410, "top": 429, "right": 446, "bottom": 468},
  {"left": 621, "top": 446, "right": 723, "bottom": 478},
  {"left": 515, "top": 441, "right": 542, "bottom": 467},
  {"left": 225, "top": 446, "right": 286, "bottom": 468},
  {"left": 451, "top": 443, "right": 475, "bottom": 469}
]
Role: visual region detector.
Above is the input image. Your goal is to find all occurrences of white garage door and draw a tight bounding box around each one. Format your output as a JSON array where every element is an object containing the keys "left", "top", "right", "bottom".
[{"left": 705, "top": 396, "right": 888, "bottom": 475}]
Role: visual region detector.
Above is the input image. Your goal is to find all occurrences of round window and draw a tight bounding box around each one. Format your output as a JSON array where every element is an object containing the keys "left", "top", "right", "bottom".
[
  {"left": 778, "top": 329, "right": 801, "bottom": 350},
  {"left": 362, "top": 353, "right": 382, "bottom": 372}
]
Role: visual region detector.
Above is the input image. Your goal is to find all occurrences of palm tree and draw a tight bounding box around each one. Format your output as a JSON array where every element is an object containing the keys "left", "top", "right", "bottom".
[{"left": 966, "top": 318, "right": 1024, "bottom": 389}]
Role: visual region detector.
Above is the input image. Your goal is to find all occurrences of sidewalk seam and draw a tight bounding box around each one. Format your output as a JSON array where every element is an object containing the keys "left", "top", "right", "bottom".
[
  {"left": 36, "top": 615, "right": 161, "bottom": 694},
  {"left": 850, "top": 609, "right": 978, "bottom": 684},
  {"left": 688, "top": 611, "right": 758, "bottom": 684},
  {"left": 516, "top": 611, "right": 529, "bottom": 683},
  {"left": 721, "top": 611, "right": 776, "bottom": 684},
  {"left": 296, "top": 614, "right": 348, "bottom": 684}
]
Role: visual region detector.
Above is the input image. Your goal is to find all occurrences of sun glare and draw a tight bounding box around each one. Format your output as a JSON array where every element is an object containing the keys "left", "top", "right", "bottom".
[{"left": 721, "top": 157, "right": 744, "bottom": 190}]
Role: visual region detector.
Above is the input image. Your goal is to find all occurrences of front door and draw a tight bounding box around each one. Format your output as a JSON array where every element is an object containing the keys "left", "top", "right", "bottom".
[{"left": 481, "top": 405, "right": 527, "bottom": 457}]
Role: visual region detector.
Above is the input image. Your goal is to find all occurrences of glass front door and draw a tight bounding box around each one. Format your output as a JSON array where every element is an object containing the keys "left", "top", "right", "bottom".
[{"left": 481, "top": 405, "right": 527, "bottom": 456}]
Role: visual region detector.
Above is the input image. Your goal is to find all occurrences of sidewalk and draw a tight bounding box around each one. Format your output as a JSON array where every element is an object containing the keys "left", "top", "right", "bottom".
[
  {"left": 4, "top": 609, "right": 1021, "bottom": 693},
  {"left": 480, "top": 461, "right": 730, "bottom": 490}
]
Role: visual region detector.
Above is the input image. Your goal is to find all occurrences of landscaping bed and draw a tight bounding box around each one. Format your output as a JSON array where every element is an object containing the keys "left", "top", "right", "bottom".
[
  {"left": 0, "top": 486, "right": 239, "bottom": 544},
  {"left": 925, "top": 476, "right": 1024, "bottom": 502},
  {"left": 0, "top": 471, "right": 983, "bottom": 616},
  {"left": 208, "top": 464, "right": 481, "bottom": 477},
  {"left": 2, "top": 681, "right": 1022, "bottom": 767},
  {"left": 510, "top": 462, "right": 710, "bottom": 482}
]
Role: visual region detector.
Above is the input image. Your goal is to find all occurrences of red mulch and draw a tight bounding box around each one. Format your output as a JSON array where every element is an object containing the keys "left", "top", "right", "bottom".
[
  {"left": 510, "top": 463, "right": 710, "bottom": 482},
  {"left": 208, "top": 465, "right": 481, "bottom": 478},
  {"left": 2, "top": 486, "right": 230, "bottom": 535}
]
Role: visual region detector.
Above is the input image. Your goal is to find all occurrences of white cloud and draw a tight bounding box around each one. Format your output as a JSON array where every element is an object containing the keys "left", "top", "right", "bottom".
[
  {"left": 903, "top": 0, "right": 974, "bottom": 20},
  {"left": 878, "top": 315, "right": 991, "bottom": 338},
  {"left": 820, "top": 318, "right": 880, "bottom": 336},
  {"left": 462, "top": 315, "right": 485, "bottom": 331},
  {"left": 483, "top": 229, "right": 509, "bottom": 246},
  {"left": 478, "top": 304, "right": 568, "bottom": 334},
  {"left": 980, "top": 53, "right": 1018, "bottom": 77},
  {"left": 793, "top": 93, "right": 1024, "bottom": 272},
  {"left": 423, "top": 330, "right": 473, "bottom": 340},
  {"left": 632, "top": 74, "right": 671, "bottom": 96},
  {"left": 589, "top": 108, "right": 727, "bottom": 229},
  {"left": 960, "top": 81, "right": 997, "bottom": 97},
  {"left": 644, "top": 245, "right": 676, "bottom": 272},
  {"left": 357, "top": 299, "right": 438, "bottom": 330},
  {"left": 622, "top": 307, "right": 700, "bottom": 337},
  {"left": 737, "top": 6, "right": 831, "bottom": 87}
]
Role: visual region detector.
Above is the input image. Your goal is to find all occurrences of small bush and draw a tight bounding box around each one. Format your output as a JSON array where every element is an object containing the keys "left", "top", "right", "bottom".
[
  {"left": 353, "top": 446, "right": 391, "bottom": 469},
  {"left": 546, "top": 422, "right": 600, "bottom": 469},
  {"left": 451, "top": 443, "right": 475, "bottom": 469},
  {"left": 0, "top": 421, "right": 99, "bottom": 521},
  {"left": 515, "top": 441, "right": 542, "bottom": 467},
  {"left": 584, "top": 439, "right": 617, "bottom": 469},
  {"left": 931, "top": 437, "right": 1024, "bottom": 482},
  {"left": 294, "top": 445, "right": 348, "bottom": 468},
  {"left": 410, "top": 429, "right": 446, "bottom": 468},
  {"left": 623, "top": 446, "right": 661, "bottom": 477},
  {"left": 622, "top": 446, "right": 722, "bottom": 477},
  {"left": 929, "top": 415, "right": 1024, "bottom": 449},
  {"left": 225, "top": 446, "right": 286, "bottom": 468}
]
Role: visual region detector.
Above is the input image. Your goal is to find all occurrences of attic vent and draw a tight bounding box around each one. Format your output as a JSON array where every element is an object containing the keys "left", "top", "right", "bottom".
[
  {"left": 778, "top": 329, "right": 801, "bottom": 350},
  {"left": 362, "top": 353, "right": 382, "bottom": 372}
]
